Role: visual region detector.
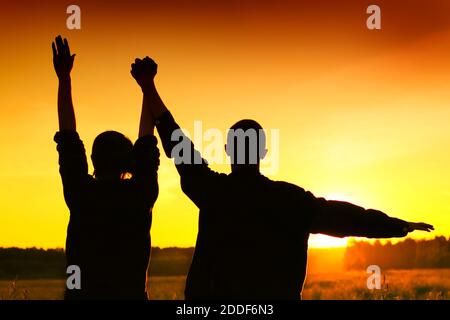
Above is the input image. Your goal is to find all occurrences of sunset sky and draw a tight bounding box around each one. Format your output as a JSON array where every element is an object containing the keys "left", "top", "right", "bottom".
[{"left": 0, "top": 0, "right": 449, "bottom": 249}]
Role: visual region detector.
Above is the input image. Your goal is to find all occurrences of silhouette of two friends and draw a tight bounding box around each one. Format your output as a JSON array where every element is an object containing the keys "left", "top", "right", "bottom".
[{"left": 52, "top": 35, "right": 434, "bottom": 300}]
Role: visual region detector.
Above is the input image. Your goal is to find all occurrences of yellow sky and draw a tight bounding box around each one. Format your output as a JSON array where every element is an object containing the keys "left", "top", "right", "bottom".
[{"left": 0, "top": 1, "right": 449, "bottom": 248}]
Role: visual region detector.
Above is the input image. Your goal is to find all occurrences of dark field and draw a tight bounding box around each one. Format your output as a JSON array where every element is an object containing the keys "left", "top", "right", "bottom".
[{"left": 1, "top": 269, "right": 449, "bottom": 300}]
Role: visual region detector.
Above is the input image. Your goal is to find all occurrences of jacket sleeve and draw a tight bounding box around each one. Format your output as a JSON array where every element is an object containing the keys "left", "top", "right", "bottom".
[
  {"left": 306, "top": 191, "right": 409, "bottom": 238},
  {"left": 131, "top": 134, "right": 160, "bottom": 208},
  {"left": 155, "top": 111, "right": 223, "bottom": 208},
  {"left": 54, "top": 130, "right": 89, "bottom": 209}
]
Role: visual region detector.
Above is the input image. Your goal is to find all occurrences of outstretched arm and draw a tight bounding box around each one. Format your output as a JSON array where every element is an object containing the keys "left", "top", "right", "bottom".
[
  {"left": 52, "top": 35, "right": 76, "bottom": 131},
  {"left": 406, "top": 222, "right": 434, "bottom": 233},
  {"left": 306, "top": 192, "right": 434, "bottom": 238}
]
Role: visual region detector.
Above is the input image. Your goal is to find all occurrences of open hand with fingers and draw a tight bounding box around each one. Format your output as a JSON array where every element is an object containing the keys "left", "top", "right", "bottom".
[
  {"left": 131, "top": 56, "right": 158, "bottom": 91},
  {"left": 52, "top": 35, "right": 76, "bottom": 79},
  {"left": 407, "top": 222, "right": 434, "bottom": 233}
]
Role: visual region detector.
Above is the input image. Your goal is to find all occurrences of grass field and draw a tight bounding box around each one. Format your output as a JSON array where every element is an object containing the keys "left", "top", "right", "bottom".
[{"left": 0, "top": 269, "right": 449, "bottom": 300}]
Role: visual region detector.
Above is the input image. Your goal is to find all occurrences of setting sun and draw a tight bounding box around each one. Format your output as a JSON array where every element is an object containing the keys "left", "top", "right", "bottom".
[{"left": 309, "top": 234, "right": 349, "bottom": 248}]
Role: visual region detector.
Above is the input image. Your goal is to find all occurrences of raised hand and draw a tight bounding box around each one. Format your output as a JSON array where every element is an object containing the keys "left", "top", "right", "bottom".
[
  {"left": 52, "top": 35, "right": 76, "bottom": 79},
  {"left": 407, "top": 222, "right": 434, "bottom": 233},
  {"left": 131, "top": 56, "right": 158, "bottom": 91}
]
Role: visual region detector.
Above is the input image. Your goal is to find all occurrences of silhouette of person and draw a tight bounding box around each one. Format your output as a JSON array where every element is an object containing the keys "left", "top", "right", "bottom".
[
  {"left": 52, "top": 36, "right": 159, "bottom": 300},
  {"left": 131, "top": 57, "right": 434, "bottom": 300}
]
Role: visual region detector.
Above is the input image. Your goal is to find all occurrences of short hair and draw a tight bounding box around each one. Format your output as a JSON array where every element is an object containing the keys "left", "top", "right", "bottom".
[
  {"left": 91, "top": 131, "right": 133, "bottom": 178},
  {"left": 227, "top": 119, "right": 266, "bottom": 165}
]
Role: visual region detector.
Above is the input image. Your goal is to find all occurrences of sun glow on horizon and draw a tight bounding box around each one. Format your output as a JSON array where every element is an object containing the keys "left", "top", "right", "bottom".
[
  {"left": 323, "top": 193, "right": 358, "bottom": 203},
  {"left": 308, "top": 234, "right": 349, "bottom": 249},
  {"left": 307, "top": 194, "right": 359, "bottom": 248}
]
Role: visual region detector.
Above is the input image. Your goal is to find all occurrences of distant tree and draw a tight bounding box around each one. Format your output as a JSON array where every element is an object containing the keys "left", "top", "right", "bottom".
[{"left": 344, "top": 237, "right": 450, "bottom": 270}]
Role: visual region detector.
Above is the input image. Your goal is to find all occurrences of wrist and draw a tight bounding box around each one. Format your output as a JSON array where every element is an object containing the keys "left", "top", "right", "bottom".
[
  {"left": 58, "top": 75, "right": 71, "bottom": 83},
  {"left": 405, "top": 222, "right": 413, "bottom": 233},
  {"left": 141, "top": 81, "right": 156, "bottom": 95}
]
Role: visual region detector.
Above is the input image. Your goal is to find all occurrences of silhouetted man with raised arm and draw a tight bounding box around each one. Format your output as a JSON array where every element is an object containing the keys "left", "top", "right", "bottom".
[
  {"left": 53, "top": 37, "right": 159, "bottom": 299},
  {"left": 131, "top": 57, "right": 434, "bottom": 300}
]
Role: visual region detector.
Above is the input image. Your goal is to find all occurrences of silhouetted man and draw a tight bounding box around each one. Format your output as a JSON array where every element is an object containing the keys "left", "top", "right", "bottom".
[
  {"left": 131, "top": 57, "right": 434, "bottom": 300},
  {"left": 53, "top": 36, "right": 159, "bottom": 299}
]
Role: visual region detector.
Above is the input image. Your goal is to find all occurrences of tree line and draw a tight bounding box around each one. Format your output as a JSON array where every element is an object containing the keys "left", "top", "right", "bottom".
[
  {"left": 344, "top": 236, "right": 450, "bottom": 270},
  {"left": 0, "top": 247, "right": 194, "bottom": 280},
  {"left": 0, "top": 237, "right": 449, "bottom": 279}
]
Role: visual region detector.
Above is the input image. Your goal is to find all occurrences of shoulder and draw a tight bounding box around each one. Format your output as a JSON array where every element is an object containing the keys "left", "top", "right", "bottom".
[
  {"left": 271, "top": 179, "right": 306, "bottom": 194},
  {"left": 266, "top": 179, "right": 317, "bottom": 205},
  {"left": 207, "top": 170, "right": 229, "bottom": 184}
]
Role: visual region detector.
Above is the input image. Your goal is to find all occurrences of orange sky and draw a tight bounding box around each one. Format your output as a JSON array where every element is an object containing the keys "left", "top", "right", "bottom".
[{"left": 0, "top": 0, "right": 449, "bottom": 248}]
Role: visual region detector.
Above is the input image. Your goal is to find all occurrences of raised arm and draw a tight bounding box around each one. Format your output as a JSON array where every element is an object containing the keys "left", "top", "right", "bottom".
[
  {"left": 130, "top": 57, "right": 200, "bottom": 159},
  {"left": 131, "top": 57, "right": 168, "bottom": 119},
  {"left": 129, "top": 58, "right": 159, "bottom": 207},
  {"left": 52, "top": 36, "right": 88, "bottom": 208},
  {"left": 52, "top": 35, "right": 76, "bottom": 131},
  {"left": 138, "top": 93, "right": 155, "bottom": 137},
  {"left": 130, "top": 57, "right": 223, "bottom": 208},
  {"left": 131, "top": 58, "right": 156, "bottom": 137}
]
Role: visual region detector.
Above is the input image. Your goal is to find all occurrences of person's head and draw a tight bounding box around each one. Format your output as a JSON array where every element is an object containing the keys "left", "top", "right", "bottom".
[
  {"left": 91, "top": 131, "right": 133, "bottom": 180},
  {"left": 225, "top": 119, "right": 267, "bottom": 173}
]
